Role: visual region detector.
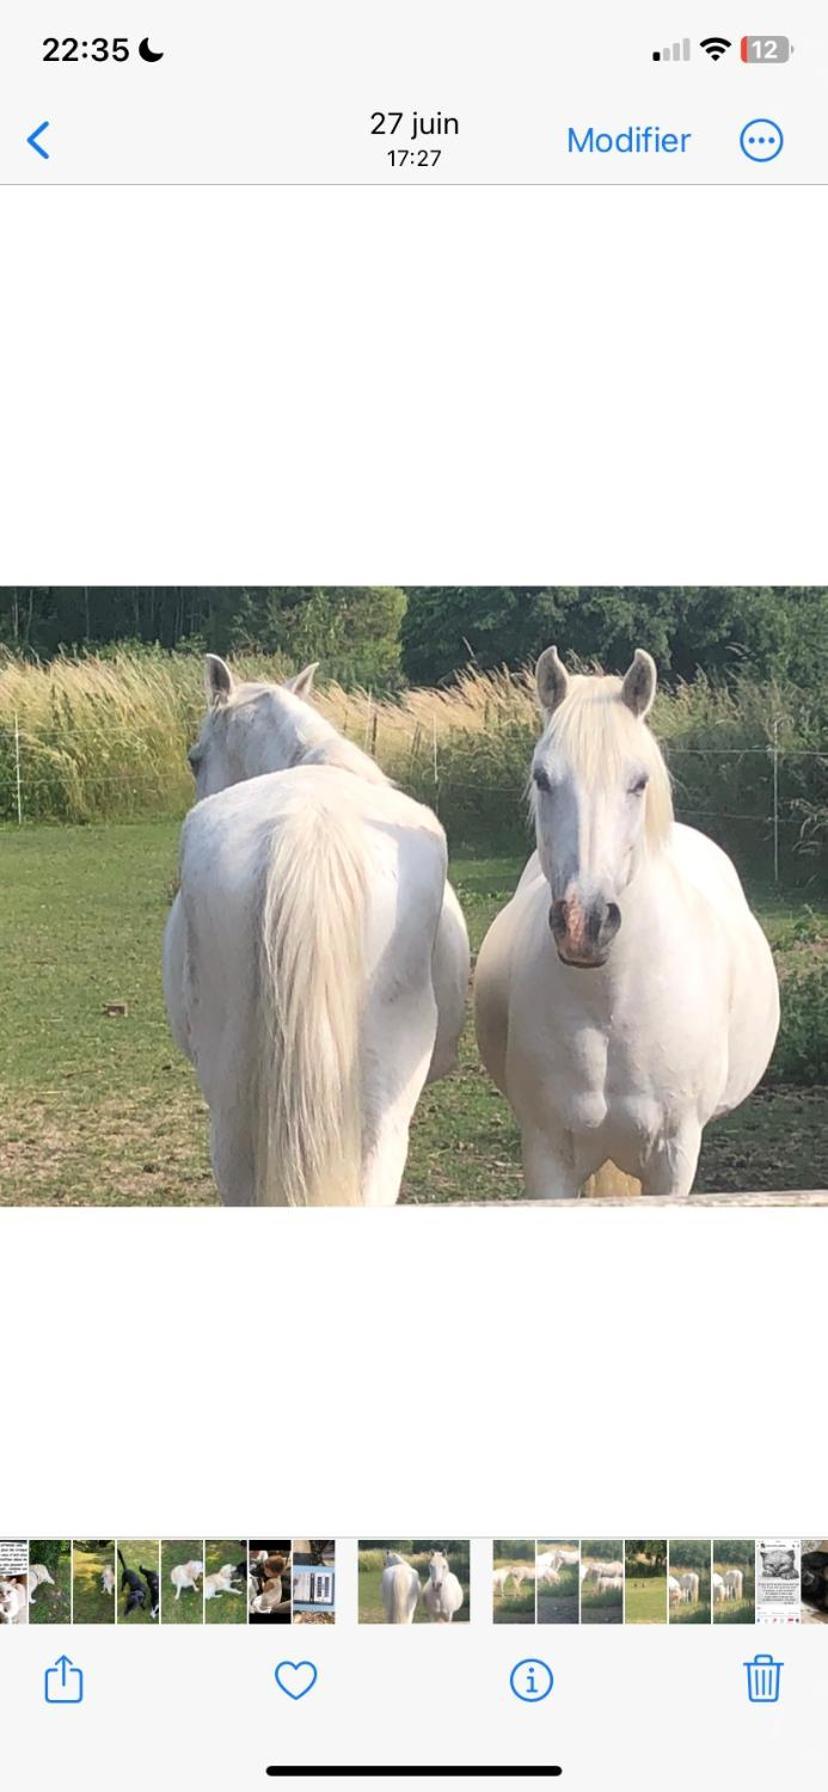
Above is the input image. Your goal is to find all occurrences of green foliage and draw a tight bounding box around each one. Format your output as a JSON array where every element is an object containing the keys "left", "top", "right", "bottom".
[
  {"left": 626, "top": 1541, "right": 668, "bottom": 1575},
  {"left": 401, "top": 585, "right": 828, "bottom": 688},
  {"left": 0, "top": 587, "right": 407, "bottom": 693},
  {"left": 582, "top": 1540, "right": 623, "bottom": 1564},
  {"left": 670, "top": 1540, "right": 712, "bottom": 1573},
  {"left": 771, "top": 959, "right": 828, "bottom": 1083},
  {"left": 228, "top": 586, "right": 407, "bottom": 688},
  {"left": 495, "top": 1538, "right": 535, "bottom": 1562}
]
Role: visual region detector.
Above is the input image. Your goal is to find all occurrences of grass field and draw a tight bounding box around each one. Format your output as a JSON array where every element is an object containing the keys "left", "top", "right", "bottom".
[
  {"left": 72, "top": 1543, "right": 116, "bottom": 1624},
  {"left": 160, "top": 1541, "right": 204, "bottom": 1625},
  {"left": 204, "top": 1543, "right": 247, "bottom": 1624},
  {"left": 669, "top": 1596, "right": 711, "bottom": 1624},
  {"left": 712, "top": 1555, "right": 756, "bottom": 1623},
  {"left": 625, "top": 1576, "right": 667, "bottom": 1624},
  {"left": 712, "top": 1595, "right": 756, "bottom": 1623},
  {"left": 1, "top": 820, "right": 825, "bottom": 1203},
  {"left": 492, "top": 1548, "right": 536, "bottom": 1624},
  {"left": 27, "top": 1540, "right": 72, "bottom": 1625}
]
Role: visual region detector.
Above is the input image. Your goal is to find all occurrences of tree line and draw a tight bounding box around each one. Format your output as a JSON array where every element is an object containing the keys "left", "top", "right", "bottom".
[{"left": 1, "top": 586, "right": 826, "bottom": 691}]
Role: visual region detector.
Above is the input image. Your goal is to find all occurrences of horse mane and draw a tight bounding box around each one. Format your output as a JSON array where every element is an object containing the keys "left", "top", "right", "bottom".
[
  {"left": 300, "top": 726, "right": 389, "bottom": 785},
  {"left": 535, "top": 673, "right": 673, "bottom": 849},
  {"left": 226, "top": 681, "right": 389, "bottom": 785}
]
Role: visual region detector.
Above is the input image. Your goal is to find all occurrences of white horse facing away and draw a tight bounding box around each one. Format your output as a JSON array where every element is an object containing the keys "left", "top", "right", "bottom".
[
  {"left": 724, "top": 1567, "right": 744, "bottom": 1601},
  {"left": 423, "top": 1551, "right": 464, "bottom": 1622},
  {"left": 474, "top": 647, "right": 780, "bottom": 1199},
  {"left": 381, "top": 1555, "right": 421, "bottom": 1623},
  {"left": 164, "top": 657, "right": 470, "bottom": 1206},
  {"left": 680, "top": 1570, "right": 700, "bottom": 1604}
]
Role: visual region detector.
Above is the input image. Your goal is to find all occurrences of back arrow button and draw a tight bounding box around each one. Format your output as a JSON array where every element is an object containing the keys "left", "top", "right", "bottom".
[{"left": 27, "top": 121, "right": 51, "bottom": 159}]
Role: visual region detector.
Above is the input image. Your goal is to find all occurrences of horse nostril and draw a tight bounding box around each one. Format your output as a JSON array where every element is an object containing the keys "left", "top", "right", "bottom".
[
  {"left": 549, "top": 901, "right": 567, "bottom": 938},
  {"left": 605, "top": 902, "right": 621, "bottom": 939}
]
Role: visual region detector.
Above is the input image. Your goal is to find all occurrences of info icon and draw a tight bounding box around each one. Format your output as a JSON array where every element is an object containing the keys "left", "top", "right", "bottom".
[{"left": 509, "top": 1658, "right": 554, "bottom": 1703}]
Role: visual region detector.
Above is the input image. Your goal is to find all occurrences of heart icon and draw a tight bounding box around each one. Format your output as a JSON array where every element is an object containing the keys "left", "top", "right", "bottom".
[{"left": 274, "top": 1660, "right": 318, "bottom": 1701}]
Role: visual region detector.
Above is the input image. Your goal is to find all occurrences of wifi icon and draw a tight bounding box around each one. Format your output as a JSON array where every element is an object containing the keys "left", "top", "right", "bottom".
[{"left": 700, "top": 35, "right": 732, "bottom": 60}]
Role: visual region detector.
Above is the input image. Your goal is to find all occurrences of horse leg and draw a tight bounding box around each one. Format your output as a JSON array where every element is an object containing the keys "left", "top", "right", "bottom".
[
  {"left": 162, "top": 893, "right": 195, "bottom": 1063},
  {"left": 426, "top": 883, "right": 471, "bottom": 1084},
  {"left": 520, "top": 1123, "right": 580, "bottom": 1200},
  {"left": 361, "top": 989, "right": 437, "bottom": 1204},
  {"left": 361, "top": 1110, "right": 414, "bottom": 1208},
  {"left": 209, "top": 1104, "right": 256, "bottom": 1206},
  {"left": 640, "top": 1122, "right": 702, "bottom": 1199}
]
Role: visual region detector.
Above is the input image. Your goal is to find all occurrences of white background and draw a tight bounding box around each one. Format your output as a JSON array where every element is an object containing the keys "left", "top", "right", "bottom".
[{"left": 1, "top": 192, "right": 826, "bottom": 1551}]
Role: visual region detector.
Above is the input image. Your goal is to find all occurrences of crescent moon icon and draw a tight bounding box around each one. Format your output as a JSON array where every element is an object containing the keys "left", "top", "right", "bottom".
[{"left": 138, "top": 37, "right": 164, "bottom": 63}]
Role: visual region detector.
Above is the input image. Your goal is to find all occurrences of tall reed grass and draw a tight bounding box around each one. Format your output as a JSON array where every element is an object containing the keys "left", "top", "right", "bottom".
[{"left": 1, "top": 650, "right": 825, "bottom": 882}]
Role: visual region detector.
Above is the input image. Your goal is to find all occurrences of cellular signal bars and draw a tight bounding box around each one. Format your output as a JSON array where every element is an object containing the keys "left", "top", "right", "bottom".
[{"left": 653, "top": 39, "right": 691, "bottom": 62}]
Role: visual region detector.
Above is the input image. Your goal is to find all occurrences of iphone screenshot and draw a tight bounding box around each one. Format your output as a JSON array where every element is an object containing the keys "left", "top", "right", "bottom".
[{"left": 0, "top": 4, "right": 825, "bottom": 1788}]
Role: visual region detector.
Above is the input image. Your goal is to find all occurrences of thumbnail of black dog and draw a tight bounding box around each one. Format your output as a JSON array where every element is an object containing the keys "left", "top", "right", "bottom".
[{"left": 118, "top": 1548, "right": 147, "bottom": 1616}]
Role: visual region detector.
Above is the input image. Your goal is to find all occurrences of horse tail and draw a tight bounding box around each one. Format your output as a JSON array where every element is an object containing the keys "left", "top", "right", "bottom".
[
  {"left": 391, "top": 1573, "right": 406, "bottom": 1623},
  {"left": 253, "top": 796, "right": 367, "bottom": 1206},
  {"left": 582, "top": 1161, "right": 643, "bottom": 1198}
]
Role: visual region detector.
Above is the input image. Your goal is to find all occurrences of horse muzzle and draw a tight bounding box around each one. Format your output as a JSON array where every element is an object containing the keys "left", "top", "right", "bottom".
[{"left": 549, "top": 896, "right": 621, "bottom": 968}]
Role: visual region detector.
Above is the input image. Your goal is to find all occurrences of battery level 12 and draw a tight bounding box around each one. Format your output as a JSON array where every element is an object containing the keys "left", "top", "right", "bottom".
[{"left": 740, "top": 35, "right": 794, "bottom": 62}]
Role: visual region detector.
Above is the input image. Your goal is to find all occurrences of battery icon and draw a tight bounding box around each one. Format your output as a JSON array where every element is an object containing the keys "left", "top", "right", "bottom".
[{"left": 740, "top": 35, "right": 793, "bottom": 62}]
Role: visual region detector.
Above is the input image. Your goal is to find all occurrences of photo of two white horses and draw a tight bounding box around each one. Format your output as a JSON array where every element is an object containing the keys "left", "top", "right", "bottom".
[{"left": 164, "top": 647, "right": 780, "bottom": 1205}]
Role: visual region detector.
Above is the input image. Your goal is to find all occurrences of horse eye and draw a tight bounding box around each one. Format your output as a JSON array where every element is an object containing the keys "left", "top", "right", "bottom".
[
  {"left": 629, "top": 773, "right": 649, "bottom": 795},
  {"left": 533, "top": 766, "right": 552, "bottom": 794}
]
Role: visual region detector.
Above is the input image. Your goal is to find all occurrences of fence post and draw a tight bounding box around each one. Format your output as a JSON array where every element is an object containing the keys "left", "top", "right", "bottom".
[
  {"left": 14, "top": 711, "right": 23, "bottom": 826},
  {"left": 772, "top": 718, "right": 780, "bottom": 885}
]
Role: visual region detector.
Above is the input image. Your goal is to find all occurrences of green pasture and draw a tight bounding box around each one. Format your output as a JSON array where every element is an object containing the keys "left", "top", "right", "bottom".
[
  {"left": 0, "top": 821, "right": 826, "bottom": 1204},
  {"left": 712, "top": 1595, "right": 756, "bottom": 1623},
  {"left": 161, "top": 1541, "right": 204, "bottom": 1625},
  {"left": 72, "top": 1543, "right": 116, "bottom": 1624},
  {"left": 492, "top": 1557, "right": 535, "bottom": 1624},
  {"left": 625, "top": 1576, "right": 667, "bottom": 1624},
  {"left": 27, "top": 1540, "right": 72, "bottom": 1625}
]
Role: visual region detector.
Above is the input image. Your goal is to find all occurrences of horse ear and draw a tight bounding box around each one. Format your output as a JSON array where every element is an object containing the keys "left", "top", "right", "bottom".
[
  {"left": 536, "top": 645, "right": 569, "bottom": 716},
  {"left": 621, "top": 648, "right": 657, "bottom": 719},
  {"left": 204, "top": 654, "right": 234, "bottom": 707},
  {"left": 285, "top": 661, "right": 319, "bottom": 700}
]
